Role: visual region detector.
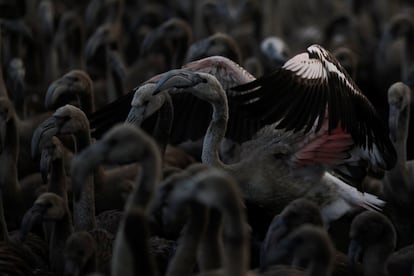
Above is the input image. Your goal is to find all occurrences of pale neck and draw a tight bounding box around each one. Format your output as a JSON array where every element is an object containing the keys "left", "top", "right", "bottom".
[
  {"left": 125, "top": 145, "right": 161, "bottom": 212},
  {"left": 49, "top": 209, "right": 74, "bottom": 275},
  {"left": 201, "top": 94, "right": 229, "bottom": 169},
  {"left": 73, "top": 173, "right": 96, "bottom": 232},
  {"left": 166, "top": 204, "right": 207, "bottom": 276},
  {"left": 72, "top": 127, "right": 96, "bottom": 231},
  {"left": 395, "top": 103, "right": 410, "bottom": 163},
  {"left": 49, "top": 158, "right": 68, "bottom": 204},
  {"left": 222, "top": 209, "right": 249, "bottom": 276}
]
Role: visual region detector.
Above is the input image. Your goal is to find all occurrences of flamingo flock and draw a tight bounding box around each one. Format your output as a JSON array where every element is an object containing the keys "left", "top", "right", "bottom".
[{"left": 1, "top": 0, "right": 414, "bottom": 275}]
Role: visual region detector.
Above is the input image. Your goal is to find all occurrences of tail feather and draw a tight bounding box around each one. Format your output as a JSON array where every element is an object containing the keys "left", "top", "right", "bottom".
[{"left": 323, "top": 172, "right": 385, "bottom": 211}]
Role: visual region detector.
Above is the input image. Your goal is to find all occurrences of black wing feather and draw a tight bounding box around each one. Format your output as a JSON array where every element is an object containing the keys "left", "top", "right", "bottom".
[
  {"left": 230, "top": 50, "right": 396, "bottom": 170},
  {"left": 89, "top": 90, "right": 134, "bottom": 138}
]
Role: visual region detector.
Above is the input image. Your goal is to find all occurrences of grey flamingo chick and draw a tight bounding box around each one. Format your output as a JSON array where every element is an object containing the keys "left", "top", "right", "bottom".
[
  {"left": 85, "top": 23, "right": 126, "bottom": 105},
  {"left": 63, "top": 231, "right": 98, "bottom": 276},
  {"left": 166, "top": 167, "right": 336, "bottom": 276},
  {"left": 166, "top": 167, "right": 249, "bottom": 276},
  {"left": 151, "top": 67, "right": 387, "bottom": 224},
  {"left": 0, "top": 97, "right": 47, "bottom": 229},
  {"left": 39, "top": 135, "right": 71, "bottom": 203},
  {"left": 20, "top": 192, "right": 74, "bottom": 275},
  {"left": 149, "top": 163, "right": 214, "bottom": 275},
  {"left": 124, "top": 55, "right": 257, "bottom": 162},
  {"left": 125, "top": 82, "right": 196, "bottom": 169},
  {"left": 68, "top": 124, "right": 163, "bottom": 276},
  {"left": 261, "top": 198, "right": 363, "bottom": 275},
  {"left": 117, "top": 207, "right": 159, "bottom": 276},
  {"left": 261, "top": 225, "right": 335, "bottom": 276},
  {"left": 348, "top": 211, "right": 396, "bottom": 276},
  {"left": 383, "top": 82, "right": 414, "bottom": 249},
  {"left": 31, "top": 104, "right": 136, "bottom": 213},
  {"left": 20, "top": 192, "right": 113, "bottom": 275},
  {"left": 90, "top": 55, "right": 255, "bottom": 141},
  {"left": 140, "top": 17, "right": 193, "bottom": 69},
  {"left": 260, "top": 198, "right": 323, "bottom": 270},
  {"left": 54, "top": 11, "right": 86, "bottom": 75},
  {"left": 0, "top": 178, "right": 48, "bottom": 276},
  {"left": 383, "top": 82, "right": 414, "bottom": 206},
  {"left": 45, "top": 70, "right": 95, "bottom": 116}
]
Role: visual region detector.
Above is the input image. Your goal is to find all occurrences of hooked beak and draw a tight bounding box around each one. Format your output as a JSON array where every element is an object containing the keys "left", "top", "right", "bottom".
[
  {"left": 260, "top": 216, "right": 289, "bottom": 269},
  {"left": 262, "top": 232, "right": 297, "bottom": 267},
  {"left": 152, "top": 70, "right": 206, "bottom": 95},
  {"left": 7, "top": 58, "right": 26, "bottom": 108},
  {"left": 31, "top": 116, "right": 59, "bottom": 159},
  {"left": 125, "top": 106, "right": 145, "bottom": 126},
  {"left": 85, "top": 25, "right": 114, "bottom": 62},
  {"left": 45, "top": 78, "right": 80, "bottom": 111},
  {"left": 140, "top": 27, "right": 163, "bottom": 57},
  {"left": 19, "top": 204, "right": 47, "bottom": 241},
  {"left": 40, "top": 149, "right": 52, "bottom": 184},
  {"left": 348, "top": 239, "right": 364, "bottom": 274}
]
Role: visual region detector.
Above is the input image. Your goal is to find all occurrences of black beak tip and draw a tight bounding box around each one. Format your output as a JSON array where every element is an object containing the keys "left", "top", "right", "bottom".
[{"left": 152, "top": 87, "right": 162, "bottom": 95}]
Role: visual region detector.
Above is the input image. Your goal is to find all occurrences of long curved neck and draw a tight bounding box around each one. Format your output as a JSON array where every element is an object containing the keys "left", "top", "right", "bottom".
[
  {"left": 201, "top": 93, "right": 230, "bottom": 169},
  {"left": 166, "top": 203, "right": 207, "bottom": 276},
  {"left": 125, "top": 143, "right": 162, "bottom": 212},
  {"left": 68, "top": 42, "right": 86, "bottom": 73},
  {"left": 395, "top": 102, "right": 410, "bottom": 163},
  {"left": 106, "top": 48, "right": 125, "bottom": 103},
  {"left": 72, "top": 127, "right": 96, "bottom": 231},
  {"left": 386, "top": 99, "right": 411, "bottom": 199},
  {"left": 44, "top": 41, "right": 60, "bottom": 87},
  {"left": 113, "top": 141, "right": 161, "bottom": 275},
  {"left": 73, "top": 126, "right": 104, "bottom": 194},
  {"left": 222, "top": 203, "right": 249, "bottom": 276},
  {"left": 113, "top": 208, "right": 158, "bottom": 276},
  {"left": 49, "top": 157, "right": 68, "bottom": 204},
  {"left": 49, "top": 208, "right": 74, "bottom": 275},
  {"left": 197, "top": 208, "right": 223, "bottom": 271},
  {"left": 73, "top": 172, "right": 96, "bottom": 232}
]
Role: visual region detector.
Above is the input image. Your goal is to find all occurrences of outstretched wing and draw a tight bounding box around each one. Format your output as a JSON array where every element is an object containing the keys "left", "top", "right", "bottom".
[{"left": 231, "top": 45, "right": 396, "bottom": 170}]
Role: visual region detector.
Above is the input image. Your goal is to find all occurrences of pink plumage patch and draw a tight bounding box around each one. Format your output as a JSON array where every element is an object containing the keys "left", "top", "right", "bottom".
[{"left": 292, "top": 119, "right": 354, "bottom": 167}]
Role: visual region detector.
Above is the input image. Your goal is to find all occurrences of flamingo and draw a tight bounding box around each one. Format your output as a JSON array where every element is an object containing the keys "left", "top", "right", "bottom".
[
  {"left": 89, "top": 55, "right": 256, "bottom": 140},
  {"left": 348, "top": 210, "right": 397, "bottom": 276},
  {"left": 150, "top": 44, "right": 395, "bottom": 224}
]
